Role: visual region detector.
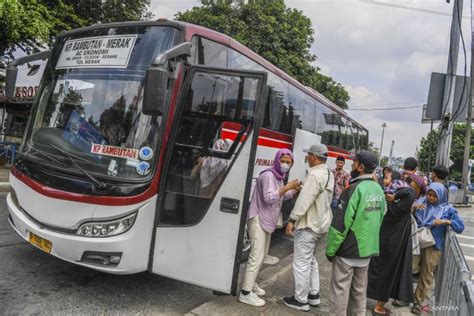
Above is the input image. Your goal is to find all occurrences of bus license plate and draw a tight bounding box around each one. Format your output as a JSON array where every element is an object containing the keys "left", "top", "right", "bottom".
[{"left": 28, "top": 232, "right": 52, "bottom": 253}]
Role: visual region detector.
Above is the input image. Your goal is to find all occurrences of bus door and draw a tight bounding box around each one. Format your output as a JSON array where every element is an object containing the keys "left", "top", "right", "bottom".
[
  {"left": 151, "top": 65, "right": 267, "bottom": 294},
  {"left": 288, "top": 128, "right": 322, "bottom": 181}
]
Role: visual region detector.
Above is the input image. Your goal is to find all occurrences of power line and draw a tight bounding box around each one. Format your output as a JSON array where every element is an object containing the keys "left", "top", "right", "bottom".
[
  {"left": 355, "top": 100, "right": 425, "bottom": 107},
  {"left": 347, "top": 105, "right": 424, "bottom": 111},
  {"left": 360, "top": 0, "right": 470, "bottom": 19}
]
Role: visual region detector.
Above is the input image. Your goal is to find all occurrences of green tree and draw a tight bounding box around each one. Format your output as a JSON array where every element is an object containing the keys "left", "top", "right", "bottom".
[
  {"left": 417, "top": 124, "right": 474, "bottom": 181},
  {"left": 176, "top": 0, "right": 350, "bottom": 109},
  {"left": 0, "top": 0, "right": 81, "bottom": 64},
  {"left": 65, "top": 0, "right": 153, "bottom": 25},
  {"left": 308, "top": 72, "right": 350, "bottom": 110},
  {"left": 369, "top": 142, "right": 380, "bottom": 156},
  {"left": 0, "top": 0, "right": 153, "bottom": 66}
]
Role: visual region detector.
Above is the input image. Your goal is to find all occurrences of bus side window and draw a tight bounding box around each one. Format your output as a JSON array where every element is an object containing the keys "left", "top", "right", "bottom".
[
  {"left": 189, "top": 36, "right": 228, "bottom": 67},
  {"left": 265, "top": 73, "right": 289, "bottom": 133}
]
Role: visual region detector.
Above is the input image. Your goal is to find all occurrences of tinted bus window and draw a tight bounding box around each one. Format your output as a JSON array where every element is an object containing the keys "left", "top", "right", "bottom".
[
  {"left": 318, "top": 107, "right": 344, "bottom": 147},
  {"left": 190, "top": 36, "right": 367, "bottom": 151},
  {"left": 190, "top": 36, "right": 228, "bottom": 67},
  {"left": 228, "top": 48, "right": 264, "bottom": 71},
  {"left": 360, "top": 129, "right": 369, "bottom": 149},
  {"left": 265, "top": 73, "right": 290, "bottom": 133},
  {"left": 290, "top": 85, "right": 317, "bottom": 134}
]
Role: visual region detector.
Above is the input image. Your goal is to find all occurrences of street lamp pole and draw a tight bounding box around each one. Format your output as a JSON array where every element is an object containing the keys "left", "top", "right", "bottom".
[{"left": 379, "top": 123, "right": 387, "bottom": 167}]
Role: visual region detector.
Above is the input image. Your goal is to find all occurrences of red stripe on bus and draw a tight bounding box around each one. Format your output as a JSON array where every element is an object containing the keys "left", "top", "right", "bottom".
[
  {"left": 257, "top": 138, "right": 291, "bottom": 149},
  {"left": 222, "top": 121, "right": 243, "bottom": 131},
  {"left": 328, "top": 151, "right": 353, "bottom": 160},
  {"left": 221, "top": 130, "right": 247, "bottom": 142},
  {"left": 222, "top": 129, "right": 291, "bottom": 148},
  {"left": 11, "top": 167, "right": 157, "bottom": 206},
  {"left": 221, "top": 123, "right": 293, "bottom": 144},
  {"left": 259, "top": 128, "right": 293, "bottom": 143},
  {"left": 326, "top": 145, "right": 352, "bottom": 156},
  {"left": 221, "top": 126, "right": 352, "bottom": 160}
]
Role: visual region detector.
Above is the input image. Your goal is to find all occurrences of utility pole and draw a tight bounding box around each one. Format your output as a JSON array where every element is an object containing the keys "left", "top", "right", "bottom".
[
  {"left": 379, "top": 123, "right": 387, "bottom": 167},
  {"left": 436, "top": 0, "right": 464, "bottom": 167},
  {"left": 426, "top": 119, "right": 434, "bottom": 178},
  {"left": 388, "top": 140, "right": 395, "bottom": 166},
  {"left": 460, "top": 22, "right": 473, "bottom": 204}
]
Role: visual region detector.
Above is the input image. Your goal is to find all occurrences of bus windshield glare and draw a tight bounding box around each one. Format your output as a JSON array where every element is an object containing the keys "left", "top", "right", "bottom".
[{"left": 22, "top": 25, "right": 179, "bottom": 181}]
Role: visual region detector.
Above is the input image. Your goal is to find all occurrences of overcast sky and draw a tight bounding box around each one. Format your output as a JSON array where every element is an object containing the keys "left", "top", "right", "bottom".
[{"left": 150, "top": 0, "right": 471, "bottom": 159}]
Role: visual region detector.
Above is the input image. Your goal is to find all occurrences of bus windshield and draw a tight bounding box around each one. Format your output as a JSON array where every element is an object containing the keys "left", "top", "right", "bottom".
[{"left": 22, "top": 25, "right": 180, "bottom": 181}]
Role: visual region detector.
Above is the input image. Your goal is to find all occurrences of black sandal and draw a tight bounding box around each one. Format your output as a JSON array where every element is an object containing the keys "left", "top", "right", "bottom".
[{"left": 392, "top": 299, "right": 409, "bottom": 307}]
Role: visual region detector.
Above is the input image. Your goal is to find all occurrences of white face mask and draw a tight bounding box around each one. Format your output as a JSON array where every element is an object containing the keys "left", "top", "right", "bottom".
[{"left": 280, "top": 163, "right": 291, "bottom": 173}]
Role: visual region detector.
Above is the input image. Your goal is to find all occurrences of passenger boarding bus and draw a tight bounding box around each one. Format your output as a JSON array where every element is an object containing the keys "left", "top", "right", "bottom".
[{"left": 6, "top": 20, "right": 368, "bottom": 294}]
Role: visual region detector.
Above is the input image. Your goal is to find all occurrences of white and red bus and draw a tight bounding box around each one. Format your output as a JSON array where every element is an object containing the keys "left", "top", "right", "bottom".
[{"left": 6, "top": 20, "right": 368, "bottom": 294}]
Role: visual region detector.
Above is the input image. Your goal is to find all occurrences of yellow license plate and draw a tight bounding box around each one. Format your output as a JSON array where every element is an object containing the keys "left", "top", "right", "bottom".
[{"left": 28, "top": 232, "right": 52, "bottom": 253}]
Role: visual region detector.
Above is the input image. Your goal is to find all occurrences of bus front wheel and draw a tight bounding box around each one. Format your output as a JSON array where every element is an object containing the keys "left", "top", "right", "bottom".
[{"left": 241, "top": 226, "right": 251, "bottom": 262}]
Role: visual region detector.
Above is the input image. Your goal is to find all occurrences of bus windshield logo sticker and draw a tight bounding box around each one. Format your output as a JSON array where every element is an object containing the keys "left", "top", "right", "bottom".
[
  {"left": 56, "top": 35, "right": 137, "bottom": 69},
  {"left": 91, "top": 143, "right": 138, "bottom": 160},
  {"left": 136, "top": 161, "right": 151, "bottom": 176},
  {"left": 139, "top": 146, "right": 153, "bottom": 161}
]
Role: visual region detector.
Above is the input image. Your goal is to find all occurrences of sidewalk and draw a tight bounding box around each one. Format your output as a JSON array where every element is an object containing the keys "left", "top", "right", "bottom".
[
  {"left": 0, "top": 165, "right": 11, "bottom": 192},
  {"left": 187, "top": 234, "right": 425, "bottom": 316}
]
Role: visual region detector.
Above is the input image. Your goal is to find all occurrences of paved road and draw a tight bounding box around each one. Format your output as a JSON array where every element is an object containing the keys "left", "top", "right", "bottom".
[
  {"left": 2, "top": 189, "right": 472, "bottom": 315},
  {"left": 0, "top": 193, "right": 293, "bottom": 315}
]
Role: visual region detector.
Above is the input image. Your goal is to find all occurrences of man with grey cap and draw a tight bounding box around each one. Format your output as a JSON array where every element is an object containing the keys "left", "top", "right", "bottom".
[
  {"left": 326, "top": 150, "right": 385, "bottom": 316},
  {"left": 283, "top": 144, "right": 334, "bottom": 312}
]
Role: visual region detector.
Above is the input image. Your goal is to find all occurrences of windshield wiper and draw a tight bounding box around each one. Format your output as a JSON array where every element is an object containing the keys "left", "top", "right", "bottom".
[
  {"left": 27, "top": 147, "right": 69, "bottom": 168},
  {"left": 49, "top": 144, "right": 108, "bottom": 191}
]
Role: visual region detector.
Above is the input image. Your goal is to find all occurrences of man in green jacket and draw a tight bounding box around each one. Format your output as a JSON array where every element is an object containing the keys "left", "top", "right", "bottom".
[{"left": 326, "top": 150, "right": 385, "bottom": 316}]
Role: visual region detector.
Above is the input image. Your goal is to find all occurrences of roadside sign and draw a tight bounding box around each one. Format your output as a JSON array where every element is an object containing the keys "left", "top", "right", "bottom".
[{"left": 421, "top": 104, "right": 440, "bottom": 124}]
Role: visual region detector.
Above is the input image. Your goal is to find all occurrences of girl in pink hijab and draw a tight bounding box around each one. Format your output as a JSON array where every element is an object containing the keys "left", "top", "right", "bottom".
[{"left": 239, "top": 148, "right": 301, "bottom": 307}]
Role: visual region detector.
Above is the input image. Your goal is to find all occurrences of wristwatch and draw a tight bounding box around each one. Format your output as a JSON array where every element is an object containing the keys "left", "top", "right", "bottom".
[{"left": 288, "top": 218, "right": 296, "bottom": 224}]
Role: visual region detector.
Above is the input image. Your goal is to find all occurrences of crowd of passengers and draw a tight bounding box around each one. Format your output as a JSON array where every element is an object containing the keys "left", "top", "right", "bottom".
[{"left": 235, "top": 145, "right": 464, "bottom": 315}]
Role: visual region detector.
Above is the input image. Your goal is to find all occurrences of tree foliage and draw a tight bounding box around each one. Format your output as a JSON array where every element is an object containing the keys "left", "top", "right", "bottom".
[
  {"left": 176, "top": 0, "right": 350, "bottom": 109},
  {"left": 417, "top": 124, "right": 474, "bottom": 181},
  {"left": 0, "top": 0, "right": 153, "bottom": 66},
  {"left": 0, "top": 0, "right": 80, "bottom": 64},
  {"left": 65, "top": 0, "right": 153, "bottom": 25}
]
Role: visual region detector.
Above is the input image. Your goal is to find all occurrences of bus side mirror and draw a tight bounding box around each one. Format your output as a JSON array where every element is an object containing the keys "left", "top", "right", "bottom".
[{"left": 142, "top": 67, "right": 169, "bottom": 116}]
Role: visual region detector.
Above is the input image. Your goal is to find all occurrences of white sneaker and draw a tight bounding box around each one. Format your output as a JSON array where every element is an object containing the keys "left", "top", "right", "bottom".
[
  {"left": 263, "top": 255, "right": 280, "bottom": 265},
  {"left": 239, "top": 291, "right": 266, "bottom": 307},
  {"left": 252, "top": 283, "right": 266, "bottom": 296}
]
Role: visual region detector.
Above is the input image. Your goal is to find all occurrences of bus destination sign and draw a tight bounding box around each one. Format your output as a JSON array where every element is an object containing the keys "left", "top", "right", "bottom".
[{"left": 56, "top": 35, "right": 137, "bottom": 69}]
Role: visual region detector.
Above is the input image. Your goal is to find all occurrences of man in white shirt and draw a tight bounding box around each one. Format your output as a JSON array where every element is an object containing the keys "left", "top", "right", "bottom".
[{"left": 283, "top": 144, "right": 334, "bottom": 312}]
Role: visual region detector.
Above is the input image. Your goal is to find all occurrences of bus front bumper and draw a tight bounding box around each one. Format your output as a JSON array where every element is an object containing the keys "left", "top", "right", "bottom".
[{"left": 6, "top": 192, "right": 157, "bottom": 274}]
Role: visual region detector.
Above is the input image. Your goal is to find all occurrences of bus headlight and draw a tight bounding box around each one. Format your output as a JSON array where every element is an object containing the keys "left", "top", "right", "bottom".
[{"left": 77, "top": 212, "right": 137, "bottom": 237}]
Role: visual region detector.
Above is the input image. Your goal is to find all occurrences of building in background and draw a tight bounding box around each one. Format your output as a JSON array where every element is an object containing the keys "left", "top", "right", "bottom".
[{"left": 0, "top": 60, "right": 46, "bottom": 143}]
